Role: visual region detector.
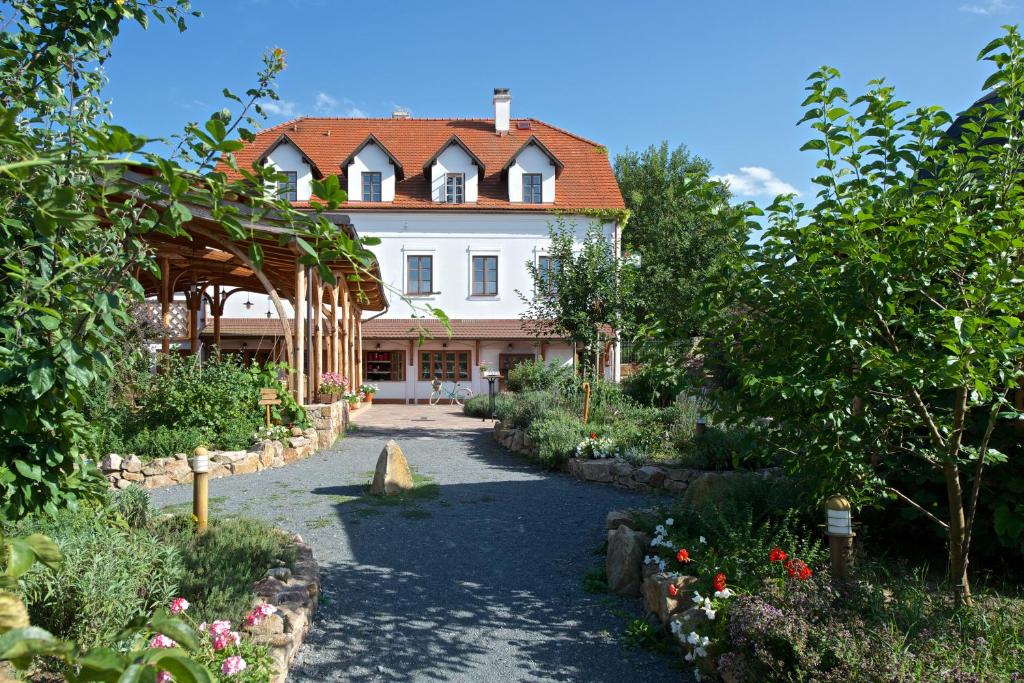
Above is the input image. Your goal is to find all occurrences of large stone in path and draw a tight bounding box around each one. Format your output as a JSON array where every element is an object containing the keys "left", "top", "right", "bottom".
[
  {"left": 606, "top": 526, "right": 649, "bottom": 596},
  {"left": 369, "top": 440, "right": 414, "bottom": 495}
]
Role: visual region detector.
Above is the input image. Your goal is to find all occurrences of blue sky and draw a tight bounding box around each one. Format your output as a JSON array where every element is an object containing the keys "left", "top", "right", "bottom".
[{"left": 104, "top": 0, "right": 1022, "bottom": 203}]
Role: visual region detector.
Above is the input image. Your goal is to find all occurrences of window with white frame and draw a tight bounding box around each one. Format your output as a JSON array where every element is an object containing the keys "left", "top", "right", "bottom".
[
  {"left": 276, "top": 171, "right": 297, "bottom": 202},
  {"left": 471, "top": 255, "right": 498, "bottom": 296},
  {"left": 445, "top": 173, "right": 465, "bottom": 204},
  {"left": 522, "top": 173, "right": 543, "bottom": 204},
  {"left": 362, "top": 172, "right": 382, "bottom": 202},
  {"left": 407, "top": 255, "right": 433, "bottom": 295},
  {"left": 537, "top": 255, "right": 559, "bottom": 291}
]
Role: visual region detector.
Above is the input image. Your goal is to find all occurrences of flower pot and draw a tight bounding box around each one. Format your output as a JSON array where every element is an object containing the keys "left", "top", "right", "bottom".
[
  {"left": 318, "top": 393, "right": 334, "bottom": 404},
  {"left": 348, "top": 400, "right": 359, "bottom": 410},
  {"left": 364, "top": 394, "right": 373, "bottom": 404}
]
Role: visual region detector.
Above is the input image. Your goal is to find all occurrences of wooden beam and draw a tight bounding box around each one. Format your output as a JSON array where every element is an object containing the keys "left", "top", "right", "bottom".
[
  {"left": 313, "top": 276, "right": 323, "bottom": 398},
  {"left": 294, "top": 263, "right": 306, "bottom": 405},
  {"left": 212, "top": 284, "right": 221, "bottom": 355},
  {"left": 332, "top": 285, "right": 340, "bottom": 375}
]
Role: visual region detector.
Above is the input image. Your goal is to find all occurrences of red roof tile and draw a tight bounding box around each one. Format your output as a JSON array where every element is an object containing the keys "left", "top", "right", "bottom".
[{"left": 223, "top": 118, "right": 624, "bottom": 212}]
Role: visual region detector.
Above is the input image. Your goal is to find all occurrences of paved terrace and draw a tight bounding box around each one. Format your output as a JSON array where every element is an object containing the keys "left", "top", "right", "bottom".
[{"left": 149, "top": 404, "right": 678, "bottom": 682}]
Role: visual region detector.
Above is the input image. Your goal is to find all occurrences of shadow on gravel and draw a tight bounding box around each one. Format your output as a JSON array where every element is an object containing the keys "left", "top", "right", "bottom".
[{"left": 288, "top": 429, "right": 677, "bottom": 682}]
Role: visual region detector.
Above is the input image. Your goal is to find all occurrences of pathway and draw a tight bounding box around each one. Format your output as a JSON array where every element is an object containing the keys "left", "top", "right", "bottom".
[{"left": 149, "top": 404, "right": 678, "bottom": 682}]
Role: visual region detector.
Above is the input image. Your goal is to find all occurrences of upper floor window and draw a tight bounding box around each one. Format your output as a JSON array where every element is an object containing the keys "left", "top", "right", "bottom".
[
  {"left": 362, "top": 172, "right": 382, "bottom": 202},
  {"left": 523, "top": 173, "right": 543, "bottom": 204},
  {"left": 445, "top": 173, "right": 465, "bottom": 204},
  {"left": 472, "top": 255, "right": 498, "bottom": 296},
  {"left": 538, "top": 255, "right": 556, "bottom": 287},
  {"left": 407, "top": 255, "right": 433, "bottom": 295},
  {"left": 276, "top": 171, "right": 297, "bottom": 202}
]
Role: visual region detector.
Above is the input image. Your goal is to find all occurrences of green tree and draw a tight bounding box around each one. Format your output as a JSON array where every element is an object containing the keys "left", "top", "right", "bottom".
[
  {"left": 518, "top": 218, "right": 624, "bottom": 378},
  {"left": 614, "top": 143, "right": 745, "bottom": 401},
  {"left": 704, "top": 28, "right": 1024, "bottom": 604}
]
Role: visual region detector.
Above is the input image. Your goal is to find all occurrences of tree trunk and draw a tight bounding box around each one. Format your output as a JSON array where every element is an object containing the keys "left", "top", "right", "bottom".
[{"left": 942, "top": 460, "right": 971, "bottom": 605}]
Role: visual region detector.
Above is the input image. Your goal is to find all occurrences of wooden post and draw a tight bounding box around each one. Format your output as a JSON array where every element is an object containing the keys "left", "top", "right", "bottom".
[
  {"left": 212, "top": 284, "right": 222, "bottom": 356},
  {"left": 540, "top": 341, "right": 547, "bottom": 361},
  {"left": 160, "top": 256, "right": 170, "bottom": 355},
  {"left": 188, "top": 284, "right": 200, "bottom": 357},
  {"left": 354, "top": 307, "right": 363, "bottom": 388},
  {"left": 332, "top": 285, "right": 340, "bottom": 375},
  {"left": 191, "top": 446, "right": 210, "bottom": 533},
  {"left": 340, "top": 286, "right": 351, "bottom": 383},
  {"left": 314, "top": 278, "right": 323, "bottom": 398},
  {"left": 294, "top": 262, "right": 306, "bottom": 405},
  {"left": 582, "top": 381, "right": 591, "bottom": 423}
]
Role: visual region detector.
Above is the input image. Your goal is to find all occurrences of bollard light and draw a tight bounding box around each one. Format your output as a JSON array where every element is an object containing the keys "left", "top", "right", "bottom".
[
  {"left": 191, "top": 446, "right": 210, "bottom": 533},
  {"left": 695, "top": 414, "right": 707, "bottom": 438},
  {"left": 825, "top": 495, "right": 854, "bottom": 579},
  {"left": 826, "top": 495, "right": 853, "bottom": 536}
]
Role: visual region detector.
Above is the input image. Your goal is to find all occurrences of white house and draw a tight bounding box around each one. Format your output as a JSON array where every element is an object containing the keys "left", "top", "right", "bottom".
[{"left": 219, "top": 89, "right": 625, "bottom": 403}]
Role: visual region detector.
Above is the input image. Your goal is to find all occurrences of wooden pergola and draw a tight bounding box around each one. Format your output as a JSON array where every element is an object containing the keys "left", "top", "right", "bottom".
[{"left": 123, "top": 170, "right": 388, "bottom": 404}]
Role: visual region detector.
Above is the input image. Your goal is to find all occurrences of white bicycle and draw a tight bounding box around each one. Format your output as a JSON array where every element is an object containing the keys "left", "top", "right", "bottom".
[{"left": 429, "top": 378, "right": 474, "bottom": 406}]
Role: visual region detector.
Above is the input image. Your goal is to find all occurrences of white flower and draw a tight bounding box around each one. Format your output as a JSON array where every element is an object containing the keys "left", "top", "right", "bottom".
[
  {"left": 665, "top": 518, "right": 674, "bottom": 526},
  {"left": 694, "top": 670, "right": 702, "bottom": 681},
  {"left": 684, "top": 652, "right": 694, "bottom": 662},
  {"left": 695, "top": 646, "right": 707, "bottom": 658},
  {"left": 687, "top": 631, "right": 701, "bottom": 645},
  {"left": 655, "top": 525, "right": 666, "bottom": 535},
  {"left": 692, "top": 591, "right": 704, "bottom": 605},
  {"left": 699, "top": 536, "right": 707, "bottom": 545},
  {"left": 670, "top": 620, "right": 682, "bottom": 635},
  {"left": 704, "top": 608, "right": 716, "bottom": 620},
  {"left": 714, "top": 588, "right": 733, "bottom": 599},
  {"left": 644, "top": 555, "right": 655, "bottom": 565}
]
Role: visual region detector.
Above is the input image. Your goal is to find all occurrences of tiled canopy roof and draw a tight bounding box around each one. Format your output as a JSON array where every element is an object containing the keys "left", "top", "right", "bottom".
[
  {"left": 202, "top": 317, "right": 587, "bottom": 341},
  {"left": 224, "top": 117, "right": 625, "bottom": 212}
]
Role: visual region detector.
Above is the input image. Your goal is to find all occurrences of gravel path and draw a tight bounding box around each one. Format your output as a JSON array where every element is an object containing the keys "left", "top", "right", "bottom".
[{"left": 148, "top": 406, "right": 679, "bottom": 682}]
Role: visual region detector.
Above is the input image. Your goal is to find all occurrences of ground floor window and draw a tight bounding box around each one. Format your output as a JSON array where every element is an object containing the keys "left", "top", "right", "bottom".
[
  {"left": 364, "top": 350, "right": 405, "bottom": 381},
  {"left": 499, "top": 353, "right": 535, "bottom": 378},
  {"left": 421, "top": 350, "right": 471, "bottom": 381}
]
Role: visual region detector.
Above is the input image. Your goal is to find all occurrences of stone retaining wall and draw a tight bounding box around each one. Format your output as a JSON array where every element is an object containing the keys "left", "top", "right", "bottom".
[
  {"left": 102, "top": 401, "right": 349, "bottom": 490},
  {"left": 244, "top": 533, "right": 320, "bottom": 683}
]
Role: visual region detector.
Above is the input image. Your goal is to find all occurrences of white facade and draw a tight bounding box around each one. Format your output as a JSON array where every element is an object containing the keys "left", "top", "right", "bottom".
[
  {"left": 346, "top": 142, "right": 397, "bottom": 202},
  {"left": 265, "top": 141, "right": 314, "bottom": 201},
  {"left": 507, "top": 143, "right": 556, "bottom": 203},
  {"left": 429, "top": 144, "right": 480, "bottom": 203}
]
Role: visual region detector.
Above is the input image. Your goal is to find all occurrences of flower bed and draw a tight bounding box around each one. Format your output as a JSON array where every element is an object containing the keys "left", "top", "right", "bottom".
[{"left": 102, "top": 401, "right": 348, "bottom": 490}]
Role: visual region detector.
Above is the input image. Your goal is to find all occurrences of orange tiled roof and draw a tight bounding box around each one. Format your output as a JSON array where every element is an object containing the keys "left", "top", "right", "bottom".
[{"left": 223, "top": 118, "right": 624, "bottom": 212}]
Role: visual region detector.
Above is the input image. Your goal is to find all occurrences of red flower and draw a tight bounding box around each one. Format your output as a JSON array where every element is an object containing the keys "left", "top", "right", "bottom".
[
  {"left": 713, "top": 572, "right": 727, "bottom": 592},
  {"left": 589, "top": 432, "right": 597, "bottom": 440},
  {"left": 667, "top": 583, "right": 679, "bottom": 598},
  {"left": 676, "top": 549, "right": 691, "bottom": 563},
  {"left": 784, "top": 558, "right": 812, "bottom": 580},
  {"left": 769, "top": 547, "right": 788, "bottom": 564}
]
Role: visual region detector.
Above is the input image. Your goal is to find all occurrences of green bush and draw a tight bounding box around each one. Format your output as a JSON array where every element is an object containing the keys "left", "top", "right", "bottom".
[
  {"left": 14, "top": 505, "right": 185, "bottom": 650},
  {"left": 681, "top": 425, "right": 771, "bottom": 471},
  {"left": 526, "top": 411, "right": 588, "bottom": 467},
  {"left": 122, "top": 424, "right": 205, "bottom": 459},
  {"left": 154, "top": 516, "right": 297, "bottom": 623},
  {"left": 463, "top": 393, "right": 514, "bottom": 419},
  {"left": 114, "top": 484, "right": 152, "bottom": 529},
  {"left": 506, "top": 359, "right": 573, "bottom": 393},
  {"left": 495, "top": 390, "right": 553, "bottom": 429}
]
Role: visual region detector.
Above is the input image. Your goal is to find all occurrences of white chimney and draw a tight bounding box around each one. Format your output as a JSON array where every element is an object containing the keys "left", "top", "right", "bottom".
[
  {"left": 392, "top": 110, "right": 410, "bottom": 119},
  {"left": 493, "top": 88, "right": 510, "bottom": 135}
]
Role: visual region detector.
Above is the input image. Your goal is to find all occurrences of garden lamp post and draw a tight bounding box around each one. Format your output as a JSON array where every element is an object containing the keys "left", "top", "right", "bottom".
[
  {"left": 484, "top": 370, "right": 501, "bottom": 421},
  {"left": 825, "top": 495, "right": 854, "bottom": 579},
  {"left": 191, "top": 446, "right": 210, "bottom": 533},
  {"left": 695, "top": 414, "right": 707, "bottom": 438}
]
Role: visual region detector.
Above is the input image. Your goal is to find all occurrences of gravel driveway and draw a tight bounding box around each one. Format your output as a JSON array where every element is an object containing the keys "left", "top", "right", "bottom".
[{"left": 148, "top": 405, "right": 679, "bottom": 682}]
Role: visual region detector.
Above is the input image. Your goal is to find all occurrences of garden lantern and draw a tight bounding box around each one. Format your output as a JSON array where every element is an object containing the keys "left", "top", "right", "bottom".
[
  {"left": 191, "top": 446, "right": 210, "bottom": 533},
  {"left": 695, "top": 414, "right": 707, "bottom": 438},
  {"left": 825, "top": 495, "right": 854, "bottom": 579},
  {"left": 484, "top": 370, "right": 501, "bottom": 421}
]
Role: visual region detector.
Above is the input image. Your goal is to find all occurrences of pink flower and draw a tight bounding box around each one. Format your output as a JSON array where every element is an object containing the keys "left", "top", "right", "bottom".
[
  {"left": 148, "top": 633, "right": 177, "bottom": 649},
  {"left": 244, "top": 612, "right": 262, "bottom": 627},
  {"left": 221, "top": 656, "right": 247, "bottom": 676},
  {"left": 168, "top": 597, "right": 190, "bottom": 614},
  {"left": 212, "top": 630, "right": 241, "bottom": 651},
  {"left": 157, "top": 672, "right": 173, "bottom": 683},
  {"left": 209, "top": 620, "right": 232, "bottom": 636},
  {"left": 256, "top": 603, "right": 277, "bottom": 617},
  {"left": 198, "top": 622, "right": 207, "bottom": 633},
  {"left": 244, "top": 602, "right": 278, "bottom": 627}
]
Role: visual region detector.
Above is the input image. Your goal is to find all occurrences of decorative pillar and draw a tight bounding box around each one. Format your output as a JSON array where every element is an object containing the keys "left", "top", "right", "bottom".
[
  {"left": 212, "top": 284, "right": 222, "bottom": 355},
  {"left": 294, "top": 262, "right": 306, "bottom": 405},
  {"left": 160, "top": 256, "right": 171, "bottom": 355}
]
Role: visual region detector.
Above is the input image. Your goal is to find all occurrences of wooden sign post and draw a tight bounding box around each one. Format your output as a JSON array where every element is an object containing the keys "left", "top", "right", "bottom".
[{"left": 259, "top": 388, "right": 281, "bottom": 429}]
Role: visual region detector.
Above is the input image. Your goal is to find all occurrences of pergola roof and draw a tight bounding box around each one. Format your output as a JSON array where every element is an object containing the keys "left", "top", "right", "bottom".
[{"left": 121, "top": 168, "right": 388, "bottom": 311}]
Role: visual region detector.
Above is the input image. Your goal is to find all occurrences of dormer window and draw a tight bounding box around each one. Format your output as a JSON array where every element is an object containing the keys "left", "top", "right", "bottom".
[
  {"left": 522, "top": 174, "right": 542, "bottom": 204},
  {"left": 277, "top": 171, "right": 298, "bottom": 202},
  {"left": 362, "top": 172, "right": 382, "bottom": 202},
  {"left": 445, "top": 173, "right": 465, "bottom": 204}
]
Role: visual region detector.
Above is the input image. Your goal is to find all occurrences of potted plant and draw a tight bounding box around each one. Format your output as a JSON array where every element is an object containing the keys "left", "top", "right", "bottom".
[
  {"left": 343, "top": 391, "right": 360, "bottom": 410},
  {"left": 479, "top": 362, "right": 492, "bottom": 375},
  {"left": 318, "top": 373, "right": 348, "bottom": 404},
  {"left": 359, "top": 383, "right": 378, "bottom": 403}
]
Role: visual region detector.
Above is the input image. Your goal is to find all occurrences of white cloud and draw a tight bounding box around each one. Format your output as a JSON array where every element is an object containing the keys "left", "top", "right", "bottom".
[
  {"left": 261, "top": 99, "right": 298, "bottom": 117},
  {"left": 712, "top": 166, "right": 799, "bottom": 198},
  {"left": 959, "top": 0, "right": 1013, "bottom": 14},
  {"left": 314, "top": 92, "right": 368, "bottom": 117}
]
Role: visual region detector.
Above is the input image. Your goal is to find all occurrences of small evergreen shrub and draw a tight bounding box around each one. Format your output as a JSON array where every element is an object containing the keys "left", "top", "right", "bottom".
[
  {"left": 495, "top": 390, "right": 551, "bottom": 429},
  {"left": 122, "top": 425, "right": 205, "bottom": 460},
  {"left": 113, "top": 484, "right": 152, "bottom": 530},
  {"left": 526, "top": 411, "right": 589, "bottom": 467}
]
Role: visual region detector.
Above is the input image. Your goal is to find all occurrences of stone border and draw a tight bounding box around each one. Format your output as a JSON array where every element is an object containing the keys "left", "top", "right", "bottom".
[
  {"left": 102, "top": 402, "right": 349, "bottom": 490},
  {"left": 244, "top": 533, "right": 320, "bottom": 683}
]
